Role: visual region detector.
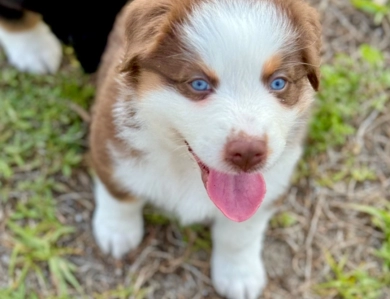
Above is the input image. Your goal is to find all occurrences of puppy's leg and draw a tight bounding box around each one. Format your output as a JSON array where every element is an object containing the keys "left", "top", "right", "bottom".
[
  {"left": 211, "top": 206, "right": 275, "bottom": 299},
  {"left": 92, "top": 176, "right": 144, "bottom": 259},
  {"left": 0, "top": 10, "right": 62, "bottom": 74}
]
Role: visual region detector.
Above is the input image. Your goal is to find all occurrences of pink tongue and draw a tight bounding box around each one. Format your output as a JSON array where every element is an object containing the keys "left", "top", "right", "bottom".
[{"left": 206, "top": 170, "right": 266, "bottom": 222}]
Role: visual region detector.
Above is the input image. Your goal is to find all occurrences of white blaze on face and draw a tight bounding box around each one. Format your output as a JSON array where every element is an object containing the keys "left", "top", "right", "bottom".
[
  {"left": 172, "top": 0, "right": 299, "bottom": 171},
  {"left": 183, "top": 0, "right": 292, "bottom": 79}
]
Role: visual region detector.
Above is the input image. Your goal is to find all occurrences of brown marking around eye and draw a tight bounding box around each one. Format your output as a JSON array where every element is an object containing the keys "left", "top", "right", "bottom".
[
  {"left": 140, "top": 55, "right": 219, "bottom": 101},
  {"left": 171, "top": 64, "right": 219, "bottom": 101},
  {"left": 136, "top": 70, "right": 164, "bottom": 98},
  {"left": 262, "top": 54, "right": 282, "bottom": 82},
  {"left": 265, "top": 52, "right": 311, "bottom": 107},
  {"left": 269, "top": 0, "right": 322, "bottom": 91},
  {"left": 117, "top": 0, "right": 218, "bottom": 101}
]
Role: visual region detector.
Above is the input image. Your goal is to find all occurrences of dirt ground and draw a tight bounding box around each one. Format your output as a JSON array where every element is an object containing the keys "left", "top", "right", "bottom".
[{"left": 1, "top": 0, "right": 390, "bottom": 298}]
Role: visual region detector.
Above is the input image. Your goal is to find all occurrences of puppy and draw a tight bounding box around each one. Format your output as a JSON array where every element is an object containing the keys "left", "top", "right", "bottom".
[{"left": 90, "top": 0, "right": 321, "bottom": 298}]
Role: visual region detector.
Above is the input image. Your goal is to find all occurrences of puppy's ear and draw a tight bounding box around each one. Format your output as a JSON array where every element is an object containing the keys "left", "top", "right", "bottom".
[
  {"left": 118, "top": 0, "right": 173, "bottom": 82},
  {"left": 118, "top": 0, "right": 196, "bottom": 84},
  {"left": 293, "top": 3, "right": 322, "bottom": 92},
  {"left": 300, "top": 6, "right": 322, "bottom": 91},
  {"left": 281, "top": 0, "right": 322, "bottom": 91}
]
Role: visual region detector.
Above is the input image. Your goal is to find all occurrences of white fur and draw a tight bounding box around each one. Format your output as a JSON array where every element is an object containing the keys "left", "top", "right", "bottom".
[
  {"left": 178, "top": 1, "right": 300, "bottom": 173},
  {"left": 0, "top": 21, "right": 62, "bottom": 74},
  {"left": 93, "top": 177, "right": 144, "bottom": 259},
  {"left": 94, "top": 1, "right": 314, "bottom": 298},
  {"left": 211, "top": 207, "right": 274, "bottom": 299}
]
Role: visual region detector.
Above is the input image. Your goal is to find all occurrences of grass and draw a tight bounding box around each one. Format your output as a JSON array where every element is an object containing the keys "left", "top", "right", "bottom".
[
  {"left": 92, "top": 285, "right": 149, "bottom": 299},
  {"left": 294, "top": 44, "right": 389, "bottom": 188},
  {"left": 351, "top": 202, "right": 390, "bottom": 273},
  {"left": 0, "top": 52, "right": 149, "bottom": 298},
  {"left": 0, "top": 49, "right": 150, "bottom": 297},
  {"left": 0, "top": 55, "right": 92, "bottom": 297},
  {"left": 0, "top": 283, "right": 147, "bottom": 299},
  {"left": 307, "top": 44, "right": 390, "bottom": 156},
  {"left": 144, "top": 208, "right": 212, "bottom": 251},
  {"left": 316, "top": 202, "right": 390, "bottom": 299},
  {"left": 351, "top": 0, "right": 390, "bottom": 24},
  {"left": 317, "top": 252, "right": 384, "bottom": 299},
  {"left": 304, "top": 45, "right": 390, "bottom": 298},
  {"left": 270, "top": 211, "right": 298, "bottom": 229}
]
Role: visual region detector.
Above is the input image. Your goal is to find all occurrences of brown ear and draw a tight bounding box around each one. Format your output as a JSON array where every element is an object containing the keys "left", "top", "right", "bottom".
[
  {"left": 278, "top": 0, "right": 322, "bottom": 91},
  {"left": 118, "top": 0, "right": 173, "bottom": 82},
  {"left": 298, "top": 5, "right": 322, "bottom": 91},
  {"left": 301, "top": 6, "right": 322, "bottom": 91},
  {"left": 118, "top": 0, "right": 196, "bottom": 84}
]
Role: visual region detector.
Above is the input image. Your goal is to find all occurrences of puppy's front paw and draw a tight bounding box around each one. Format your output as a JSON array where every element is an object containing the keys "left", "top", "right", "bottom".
[
  {"left": 0, "top": 22, "right": 62, "bottom": 74},
  {"left": 93, "top": 212, "right": 144, "bottom": 259},
  {"left": 212, "top": 254, "right": 266, "bottom": 299}
]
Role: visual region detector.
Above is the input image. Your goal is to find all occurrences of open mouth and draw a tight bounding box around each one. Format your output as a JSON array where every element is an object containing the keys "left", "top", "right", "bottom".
[
  {"left": 186, "top": 141, "right": 267, "bottom": 222},
  {"left": 187, "top": 143, "right": 210, "bottom": 186}
]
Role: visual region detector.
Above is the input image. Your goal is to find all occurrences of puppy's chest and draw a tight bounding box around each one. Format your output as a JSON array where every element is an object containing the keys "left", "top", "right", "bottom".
[{"left": 112, "top": 149, "right": 217, "bottom": 224}]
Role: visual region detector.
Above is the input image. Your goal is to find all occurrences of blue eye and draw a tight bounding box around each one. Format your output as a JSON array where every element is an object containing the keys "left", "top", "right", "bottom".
[
  {"left": 270, "top": 78, "right": 287, "bottom": 90},
  {"left": 191, "top": 79, "right": 210, "bottom": 91}
]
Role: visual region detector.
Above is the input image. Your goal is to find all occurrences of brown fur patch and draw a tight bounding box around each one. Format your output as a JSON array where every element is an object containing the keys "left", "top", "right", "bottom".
[
  {"left": 136, "top": 71, "right": 162, "bottom": 96},
  {"left": 89, "top": 5, "right": 143, "bottom": 202},
  {"left": 142, "top": 59, "right": 219, "bottom": 101},
  {"left": 118, "top": 0, "right": 219, "bottom": 102},
  {"left": 0, "top": 10, "right": 41, "bottom": 32},
  {"left": 268, "top": 54, "right": 311, "bottom": 107},
  {"left": 90, "top": 0, "right": 211, "bottom": 201},
  {"left": 118, "top": 0, "right": 204, "bottom": 82},
  {"left": 262, "top": 54, "right": 282, "bottom": 80},
  {"left": 256, "top": 0, "right": 322, "bottom": 108},
  {"left": 270, "top": 0, "right": 322, "bottom": 91}
]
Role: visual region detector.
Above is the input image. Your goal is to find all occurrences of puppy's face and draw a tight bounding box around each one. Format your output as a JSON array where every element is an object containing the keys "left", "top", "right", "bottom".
[{"left": 118, "top": 0, "right": 321, "bottom": 221}]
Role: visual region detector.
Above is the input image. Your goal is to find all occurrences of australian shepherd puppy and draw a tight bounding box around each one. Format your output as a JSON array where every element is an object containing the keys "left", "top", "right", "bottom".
[{"left": 93, "top": 0, "right": 321, "bottom": 298}]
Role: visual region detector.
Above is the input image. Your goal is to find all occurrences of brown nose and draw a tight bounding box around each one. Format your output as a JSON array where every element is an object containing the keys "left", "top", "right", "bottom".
[{"left": 224, "top": 138, "right": 267, "bottom": 172}]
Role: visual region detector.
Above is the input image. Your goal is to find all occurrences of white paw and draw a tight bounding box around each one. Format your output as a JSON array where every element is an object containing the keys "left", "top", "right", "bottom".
[
  {"left": 93, "top": 211, "right": 144, "bottom": 259},
  {"left": 211, "top": 254, "right": 266, "bottom": 299},
  {"left": 0, "top": 22, "right": 62, "bottom": 74},
  {"left": 92, "top": 177, "right": 144, "bottom": 259}
]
